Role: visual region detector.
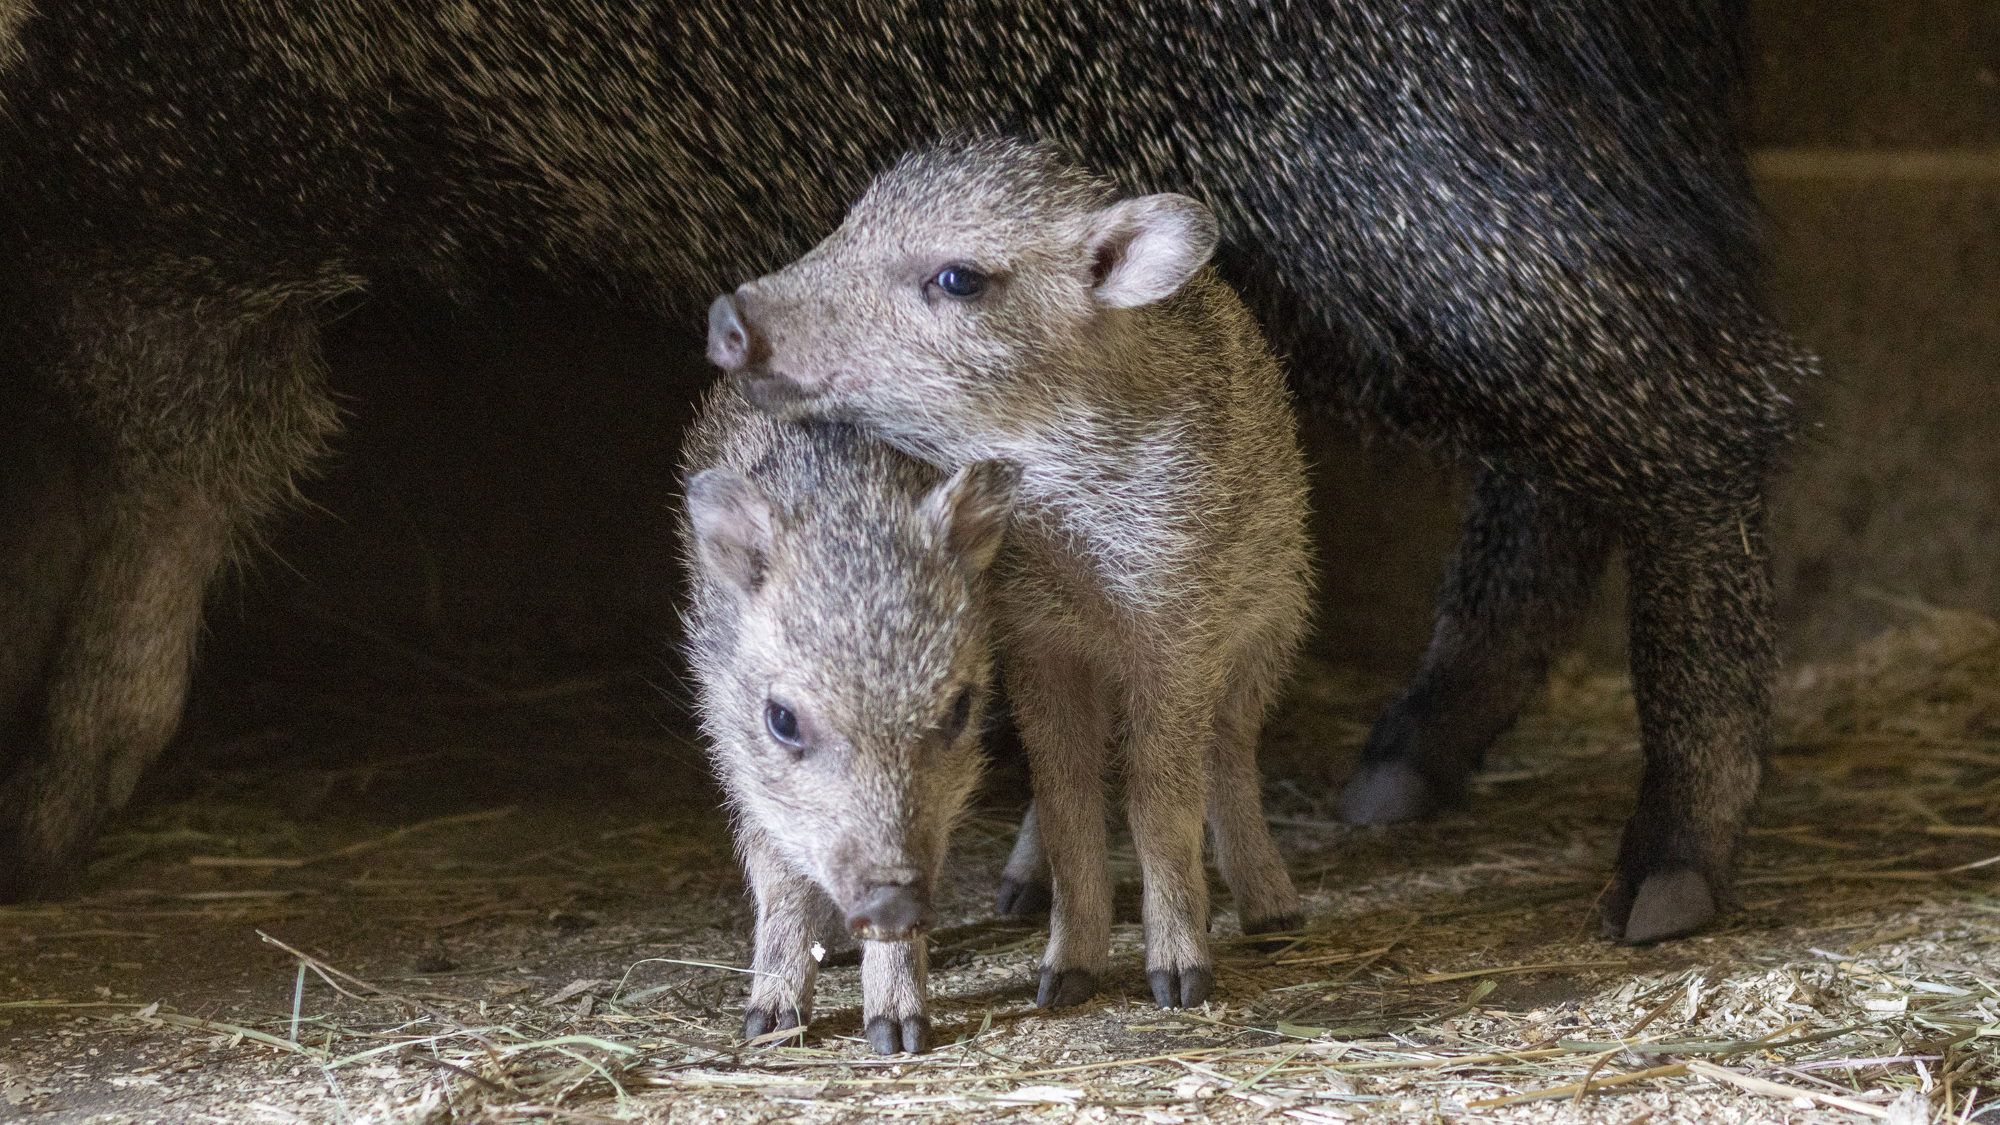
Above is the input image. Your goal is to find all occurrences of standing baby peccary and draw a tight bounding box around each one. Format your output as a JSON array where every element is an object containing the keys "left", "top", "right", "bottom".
[
  {"left": 708, "top": 139, "right": 1314, "bottom": 1010},
  {"left": 679, "top": 388, "right": 1020, "bottom": 1053}
]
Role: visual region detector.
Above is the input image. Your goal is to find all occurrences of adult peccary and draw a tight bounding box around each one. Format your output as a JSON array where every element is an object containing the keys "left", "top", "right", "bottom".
[
  {"left": 0, "top": 4, "right": 1813, "bottom": 944},
  {"left": 680, "top": 387, "right": 1017, "bottom": 1054},
  {"left": 709, "top": 139, "right": 1314, "bottom": 1009}
]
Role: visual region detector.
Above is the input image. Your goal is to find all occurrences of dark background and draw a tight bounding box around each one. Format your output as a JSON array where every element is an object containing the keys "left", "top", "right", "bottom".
[{"left": 191, "top": 4, "right": 2000, "bottom": 722}]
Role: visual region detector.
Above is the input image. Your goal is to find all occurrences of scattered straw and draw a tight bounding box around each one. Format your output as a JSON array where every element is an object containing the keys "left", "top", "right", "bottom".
[{"left": 0, "top": 611, "right": 1995, "bottom": 1121}]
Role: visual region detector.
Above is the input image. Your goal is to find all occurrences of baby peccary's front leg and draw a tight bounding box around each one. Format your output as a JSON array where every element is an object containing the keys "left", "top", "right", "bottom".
[
  {"left": 741, "top": 834, "right": 835, "bottom": 1043},
  {"left": 1128, "top": 699, "right": 1216, "bottom": 1009},
  {"left": 861, "top": 939, "right": 931, "bottom": 1054}
]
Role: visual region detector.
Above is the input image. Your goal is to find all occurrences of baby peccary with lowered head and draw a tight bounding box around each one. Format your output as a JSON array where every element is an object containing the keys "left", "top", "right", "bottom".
[
  {"left": 680, "top": 388, "right": 1019, "bottom": 1054},
  {"left": 709, "top": 140, "right": 1313, "bottom": 1010}
]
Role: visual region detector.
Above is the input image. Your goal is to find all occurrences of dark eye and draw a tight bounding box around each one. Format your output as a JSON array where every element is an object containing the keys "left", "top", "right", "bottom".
[
  {"left": 764, "top": 700, "right": 805, "bottom": 751},
  {"left": 931, "top": 264, "right": 988, "bottom": 300},
  {"left": 942, "top": 687, "right": 975, "bottom": 740}
]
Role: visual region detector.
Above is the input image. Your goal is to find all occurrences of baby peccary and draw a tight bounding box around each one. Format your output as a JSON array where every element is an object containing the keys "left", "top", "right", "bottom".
[
  {"left": 709, "top": 140, "right": 1313, "bottom": 1010},
  {"left": 679, "top": 388, "right": 1019, "bottom": 1054}
]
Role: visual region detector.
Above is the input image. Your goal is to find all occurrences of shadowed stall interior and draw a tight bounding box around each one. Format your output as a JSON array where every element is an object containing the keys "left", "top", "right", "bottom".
[
  {"left": 0, "top": 2, "right": 1994, "bottom": 1119},
  {"left": 184, "top": 83, "right": 2000, "bottom": 762}
]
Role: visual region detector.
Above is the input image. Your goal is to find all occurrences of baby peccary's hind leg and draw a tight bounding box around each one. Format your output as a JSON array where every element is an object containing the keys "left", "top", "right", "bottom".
[
  {"left": 1342, "top": 470, "right": 1612, "bottom": 825},
  {"left": 1207, "top": 669, "right": 1299, "bottom": 941},
  {"left": 1126, "top": 692, "right": 1216, "bottom": 1009},
  {"left": 996, "top": 801, "right": 1053, "bottom": 918},
  {"left": 1604, "top": 499, "right": 1775, "bottom": 944},
  {"left": 1009, "top": 647, "right": 1114, "bottom": 1009}
]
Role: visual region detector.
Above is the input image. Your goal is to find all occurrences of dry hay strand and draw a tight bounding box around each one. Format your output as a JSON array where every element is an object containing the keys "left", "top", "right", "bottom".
[{"left": 1, "top": 605, "right": 1996, "bottom": 1122}]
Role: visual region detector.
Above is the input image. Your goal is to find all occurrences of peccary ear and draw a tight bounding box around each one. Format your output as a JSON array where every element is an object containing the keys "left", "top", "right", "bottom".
[
  {"left": 1085, "top": 193, "right": 1219, "bottom": 308},
  {"left": 686, "top": 468, "right": 776, "bottom": 595},
  {"left": 922, "top": 460, "right": 1021, "bottom": 574}
]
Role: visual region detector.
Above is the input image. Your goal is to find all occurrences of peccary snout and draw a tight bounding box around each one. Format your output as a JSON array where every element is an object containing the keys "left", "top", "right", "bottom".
[
  {"left": 707, "top": 292, "right": 824, "bottom": 412},
  {"left": 705, "top": 292, "right": 764, "bottom": 371},
  {"left": 846, "top": 881, "right": 933, "bottom": 942}
]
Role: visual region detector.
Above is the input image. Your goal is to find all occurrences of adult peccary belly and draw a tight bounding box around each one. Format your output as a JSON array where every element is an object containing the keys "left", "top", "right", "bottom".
[{"left": 0, "top": 1, "right": 1815, "bottom": 945}]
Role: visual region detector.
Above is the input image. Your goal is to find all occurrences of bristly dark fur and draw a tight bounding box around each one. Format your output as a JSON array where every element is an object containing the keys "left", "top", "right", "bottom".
[{"left": 0, "top": 1, "right": 1814, "bottom": 941}]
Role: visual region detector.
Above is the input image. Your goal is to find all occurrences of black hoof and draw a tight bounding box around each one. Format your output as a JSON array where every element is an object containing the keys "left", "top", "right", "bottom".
[
  {"left": 995, "top": 876, "right": 1052, "bottom": 918},
  {"left": 1337, "top": 761, "right": 1441, "bottom": 825},
  {"left": 1147, "top": 966, "right": 1215, "bottom": 1009},
  {"left": 1241, "top": 913, "right": 1303, "bottom": 952},
  {"left": 1034, "top": 966, "right": 1099, "bottom": 1009},
  {"left": 1604, "top": 869, "right": 1717, "bottom": 944},
  {"left": 864, "top": 1014, "right": 932, "bottom": 1055},
  {"left": 742, "top": 1003, "right": 805, "bottom": 1043}
]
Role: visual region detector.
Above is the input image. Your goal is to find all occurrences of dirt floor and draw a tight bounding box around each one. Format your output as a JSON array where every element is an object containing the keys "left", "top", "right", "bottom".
[{"left": 2, "top": 604, "right": 1996, "bottom": 1124}]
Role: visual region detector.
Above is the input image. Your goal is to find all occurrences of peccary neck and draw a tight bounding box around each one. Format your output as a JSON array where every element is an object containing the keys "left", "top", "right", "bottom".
[{"left": 887, "top": 317, "right": 1234, "bottom": 579}]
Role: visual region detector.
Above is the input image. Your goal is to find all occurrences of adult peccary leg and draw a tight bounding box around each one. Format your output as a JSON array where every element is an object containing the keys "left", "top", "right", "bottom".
[
  {"left": 0, "top": 485, "right": 231, "bottom": 900},
  {"left": 739, "top": 830, "right": 838, "bottom": 1042},
  {"left": 0, "top": 266, "right": 346, "bottom": 901},
  {"left": 0, "top": 425, "right": 91, "bottom": 754},
  {"left": 1125, "top": 688, "right": 1217, "bottom": 1009},
  {"left": 1603, "top": 497, "right": 1774, "bottom": 944},
  {"left": 1342, "top": 470, "right": 1614, "bottom": 825},
  {"left": 1009, "top": 645, "right": 1114, "bottom": 1009}
]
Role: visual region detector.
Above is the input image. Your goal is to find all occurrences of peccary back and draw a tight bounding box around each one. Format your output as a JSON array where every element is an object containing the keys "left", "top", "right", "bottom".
[
  {"left": 0, "top": 2, "right": 1815, "bottom": 940},
  {"left": 0, "top": 2, "right": 1804, "bottom": 490}
]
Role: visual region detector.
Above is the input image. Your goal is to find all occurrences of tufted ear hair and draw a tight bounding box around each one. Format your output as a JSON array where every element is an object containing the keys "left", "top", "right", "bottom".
[
  {"left": 920, "top": 460, "right": 1022, "bottom": 575},
  {"left": 1084, "top": 192, "right": 1219, "bottom": 308},
  {"left": 686, "top": 468, "right": 775, "bottom": 596}
]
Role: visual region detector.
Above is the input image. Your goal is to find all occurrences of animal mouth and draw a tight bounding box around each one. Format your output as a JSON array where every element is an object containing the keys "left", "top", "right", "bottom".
[
  {"left": 844, "top": 881, "right": 934, "bottom": 943},
  {"left": 849, "top": 920, "right": 928, "bottom": 943},
  {"left": 729, "top": 369, "right": 824, "bottom": 413}
]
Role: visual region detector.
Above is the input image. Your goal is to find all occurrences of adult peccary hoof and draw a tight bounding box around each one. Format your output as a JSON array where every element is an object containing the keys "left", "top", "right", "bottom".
[
  {"left": 1337, "top": 760, "right": 1442, "bottom": 825},
  {"left": 994, "top": 876, "right": 1052, "bottom": 918},
  {"left": 1147, "top": 966, "right": 1214, "bottom": 1009},
  {"left": 1034, "top": 967, "right": 1099, "bottom": 1009},
  {"left": 865, "top": 1014, "right": 932, "bottom": 1055},
  {"left": 1606, "top": 869, "right": 1718, "bottom": 945}
]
